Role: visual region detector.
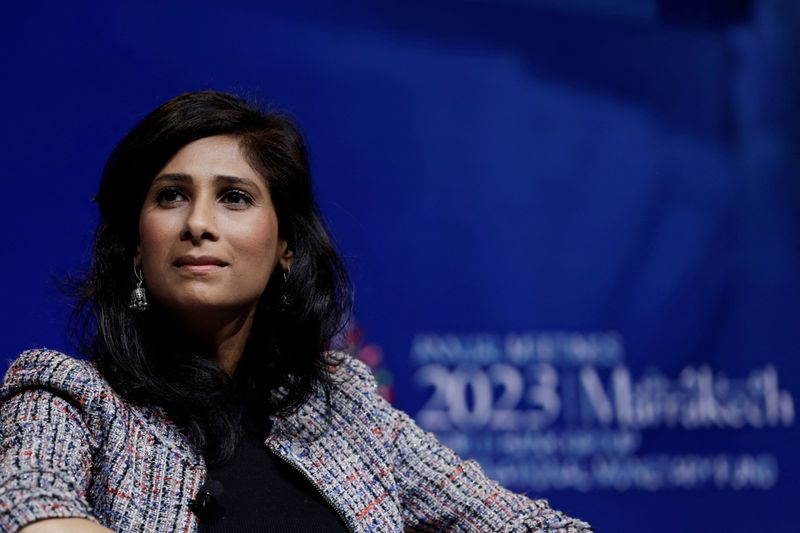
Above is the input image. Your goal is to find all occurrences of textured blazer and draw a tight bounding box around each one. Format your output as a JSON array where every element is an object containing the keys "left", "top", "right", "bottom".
[{"left": 0, "top": 349, "right": 591, "bottom": 532}]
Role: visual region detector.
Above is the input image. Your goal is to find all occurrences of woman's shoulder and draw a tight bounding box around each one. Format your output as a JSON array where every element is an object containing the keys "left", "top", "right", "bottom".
[
  {"left": 273, "top": 352, "right": 387, "bottom": 433},
  {"left": 2, "top": 348, "right": 112, "bottom": 406},
  {"left": 307, "top": 351, "right": 403, "bottom": 430},
  {"left": 326, "top": 351, "right": 378, "bottom": 390},
  {"left": 323, "top": 351, "right": 394, "bottom": 410}
]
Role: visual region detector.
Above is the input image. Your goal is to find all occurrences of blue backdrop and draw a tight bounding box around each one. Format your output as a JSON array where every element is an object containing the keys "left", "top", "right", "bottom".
[{"left": 2, "top": 1, "right": 799, "bottom": 531}]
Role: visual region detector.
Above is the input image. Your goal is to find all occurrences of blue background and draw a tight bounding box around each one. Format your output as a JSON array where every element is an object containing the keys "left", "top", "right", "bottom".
[{"left": 2, "top": 1, "right": 799, "bottom": 531}]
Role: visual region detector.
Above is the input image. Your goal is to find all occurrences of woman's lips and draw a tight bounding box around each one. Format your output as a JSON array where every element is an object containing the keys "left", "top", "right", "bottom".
[
  {"left": 178, "top": 264, "right": 225, "bottom": 274},
  {"left": 173, "top": 255, "right": 229, "bottom": 274}
]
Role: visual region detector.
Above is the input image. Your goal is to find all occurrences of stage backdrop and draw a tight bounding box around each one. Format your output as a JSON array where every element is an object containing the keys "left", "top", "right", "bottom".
[{"left": 2, "top": 1, "right": 798, "bottom": 531}]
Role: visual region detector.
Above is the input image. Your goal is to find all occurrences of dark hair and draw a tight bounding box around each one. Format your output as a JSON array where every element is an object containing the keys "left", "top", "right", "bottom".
[{"left": 73, "top": 91, "right": 351, "bottom": 465}]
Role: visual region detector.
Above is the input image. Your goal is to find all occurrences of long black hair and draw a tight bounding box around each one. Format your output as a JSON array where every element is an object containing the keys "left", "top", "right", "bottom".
[{"left": 72, "top": 91, "right": 351, "bottom": 465}]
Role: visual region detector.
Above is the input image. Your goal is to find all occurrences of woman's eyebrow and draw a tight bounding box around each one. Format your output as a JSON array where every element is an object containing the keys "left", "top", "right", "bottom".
[
  {"left": 152, "top": 173, "right": 192, "bottom": 184},
  {"left": 215, "top": 175, "right": 258, "bottom": 188},
  {"left": 152, "top": 173, "right": 259, "bottom": 188}
]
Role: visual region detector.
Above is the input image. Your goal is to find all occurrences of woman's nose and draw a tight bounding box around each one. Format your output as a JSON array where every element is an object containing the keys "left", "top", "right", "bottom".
[{"left": 181, "top": 198, "right": 219, "bottom": 243}]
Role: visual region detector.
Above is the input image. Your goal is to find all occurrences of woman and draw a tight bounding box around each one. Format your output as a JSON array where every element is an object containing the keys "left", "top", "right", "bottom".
[{"left": 0, "top": 91, "right": 591, "bottom": 532}]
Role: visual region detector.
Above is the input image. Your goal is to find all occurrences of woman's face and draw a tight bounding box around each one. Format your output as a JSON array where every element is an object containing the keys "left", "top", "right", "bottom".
[{"left": 137, "top": 135, "right": 291, "bottom": 321}]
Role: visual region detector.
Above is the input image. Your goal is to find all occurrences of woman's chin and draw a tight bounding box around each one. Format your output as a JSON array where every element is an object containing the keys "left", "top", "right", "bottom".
[{"left": 162, "top": 296, "right": 257, "bottom": 321}]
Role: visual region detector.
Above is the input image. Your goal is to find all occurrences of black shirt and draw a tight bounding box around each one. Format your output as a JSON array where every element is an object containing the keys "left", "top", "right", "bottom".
[{"left": 196, "top": 402, "right": 349, "bottom": 532}]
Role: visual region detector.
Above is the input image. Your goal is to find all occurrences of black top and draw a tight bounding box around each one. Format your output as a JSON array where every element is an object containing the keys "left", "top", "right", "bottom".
[{"left": 195, "top": 402, "right": 349, "bottom": 532}]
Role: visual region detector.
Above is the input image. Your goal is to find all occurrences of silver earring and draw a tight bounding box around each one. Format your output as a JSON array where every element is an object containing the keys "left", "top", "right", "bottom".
[
  {"left": 281, "top": 268, "right": 291, "bottom": 309},
  {"left": 129, "top": 266, "right": 150, "bottom": 311}
]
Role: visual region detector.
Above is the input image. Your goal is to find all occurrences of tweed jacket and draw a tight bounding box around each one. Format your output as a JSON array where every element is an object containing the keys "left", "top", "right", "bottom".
[{"left": 0, "top": 349, "right": 591, "bottom": 532}]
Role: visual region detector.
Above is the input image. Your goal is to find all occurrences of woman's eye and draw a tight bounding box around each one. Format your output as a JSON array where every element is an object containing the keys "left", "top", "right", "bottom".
[
  {"left": 155, "top": 188, "right": 186, "bottom": 205},
  {"left": 221, "top": 190, "right": 253, "bottom": 206}
]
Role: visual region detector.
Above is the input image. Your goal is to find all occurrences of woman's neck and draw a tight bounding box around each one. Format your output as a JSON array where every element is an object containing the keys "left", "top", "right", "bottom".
[{"left": 174, "top": 306, "right": 257, "bottom": 375}]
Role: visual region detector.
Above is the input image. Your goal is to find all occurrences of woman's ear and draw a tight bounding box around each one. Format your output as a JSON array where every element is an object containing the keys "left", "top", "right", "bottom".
[{"left": 278, "top": 240, "right": 294, "bottom": 271}]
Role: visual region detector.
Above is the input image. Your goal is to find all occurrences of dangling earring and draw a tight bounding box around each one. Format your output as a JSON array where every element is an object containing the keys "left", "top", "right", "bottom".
[
  {"left": 280, "top": 267, "right": 291, "bottom": 310},
  {"left": 129, "top": 265, "right": 150, "bottom": 311}
]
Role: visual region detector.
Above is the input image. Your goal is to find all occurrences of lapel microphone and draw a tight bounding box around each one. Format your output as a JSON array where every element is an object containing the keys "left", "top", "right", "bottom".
[{"left": 189, "top": 479, "right": 225, "bottom": 523}]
